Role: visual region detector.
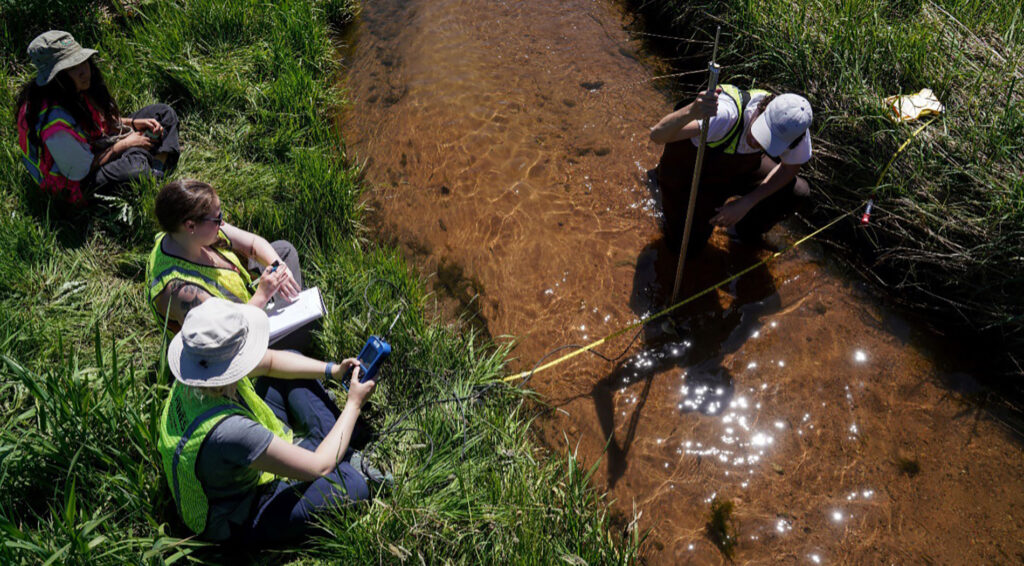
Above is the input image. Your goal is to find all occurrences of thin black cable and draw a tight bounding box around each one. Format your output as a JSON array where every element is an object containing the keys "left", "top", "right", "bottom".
[
  {"left": 358, "top": 424, "right": 434, "bottom": 483},
  {"left": 354, "top": 280, "right": 650, "bottom": 478},
  {"left": 363, "top": 386, "right": 492, "bottom": 476}
]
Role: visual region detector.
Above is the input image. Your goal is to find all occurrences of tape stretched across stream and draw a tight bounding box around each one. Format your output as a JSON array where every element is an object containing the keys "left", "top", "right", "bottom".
[
  {"left": 504, "top": 116, "right": 935, "bottom": 385},
  {"left": 503, "top": 209, "right": 854, "bottom": 384},
  {"left": 338, "top": 1, "right": 1024, "bottom": 563}
]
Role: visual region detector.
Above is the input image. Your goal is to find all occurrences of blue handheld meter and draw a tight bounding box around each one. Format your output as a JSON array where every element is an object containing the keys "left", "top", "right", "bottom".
[{"left": 354, "top": 335, "right": 391, "bottom": 382}]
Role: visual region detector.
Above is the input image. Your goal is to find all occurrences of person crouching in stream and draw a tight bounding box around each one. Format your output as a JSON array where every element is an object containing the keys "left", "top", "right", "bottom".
[
  {"left": 158, "top": 298, "right": 384, "bottom": 544},
  {"left": 649, "top": 84, "right": 813, "bottom": 257}
]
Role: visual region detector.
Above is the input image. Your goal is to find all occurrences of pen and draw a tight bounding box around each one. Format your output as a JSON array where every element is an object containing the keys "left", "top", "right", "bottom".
[{"left": 250, "top": 259, "right": 281, "bottom": 290}]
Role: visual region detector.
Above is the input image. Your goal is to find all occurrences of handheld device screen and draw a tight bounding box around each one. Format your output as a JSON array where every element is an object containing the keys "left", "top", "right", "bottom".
[{"left": 355, "top": 336, "right": 391, "bottom": 382}]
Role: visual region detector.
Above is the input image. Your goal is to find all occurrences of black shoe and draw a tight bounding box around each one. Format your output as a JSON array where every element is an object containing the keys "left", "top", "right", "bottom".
[{"left": 351, "top": 450, "right": 393, "bottom": 488}]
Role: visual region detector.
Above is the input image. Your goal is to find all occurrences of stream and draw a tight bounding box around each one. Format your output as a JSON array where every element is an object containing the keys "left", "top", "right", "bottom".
[{"left": 339, "top": 0, "right": 1024, "bottom": 563}]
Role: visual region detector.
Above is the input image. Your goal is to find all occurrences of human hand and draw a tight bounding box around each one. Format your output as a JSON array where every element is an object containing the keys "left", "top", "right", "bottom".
[
  {"left": 273, "top": 262, "right": 301, "bottom": 303},
  {"left": 119, "top": 131, "right": 156, "bottom": 151},
  {"left": 710, "top": 198, "right": 752, "bottom": 227},
  {"left": 133, "top": 118, "right": 163, "bottom": 135},
  {"left": 254, "top": 264, "right": 291, "bottom": 305},
  {"left": 331, "top": 358, "right": 361, "bottom": 381},
  {"left": 689, "top": 87, "right": 721, "bottom": 121},
  {"left": 346, "top": 365, "right": 377, "bottom": 407}
]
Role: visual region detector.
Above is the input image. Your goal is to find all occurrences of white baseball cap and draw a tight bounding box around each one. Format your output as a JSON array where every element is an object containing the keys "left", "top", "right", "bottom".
[
  {"left": 167, "top": 298, "right": 269, "bottom": 387},
  {"left": 751, "top": 94, "right": 812, "bottom": 157}
]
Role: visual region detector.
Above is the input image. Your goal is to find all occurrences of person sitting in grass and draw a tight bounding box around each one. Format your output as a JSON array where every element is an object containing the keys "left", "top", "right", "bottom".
[
  {"left": 15, "top": 30, "right": 180, "bottom": 206},
  {"left": 147, "top": 179, "right": 305, "bottom": 345},
  {"left": 649, "top": 85, "right": 813, "bottom": 257},
  {"left": 159, "top": 298, "right": 382, "bottom": 543}
]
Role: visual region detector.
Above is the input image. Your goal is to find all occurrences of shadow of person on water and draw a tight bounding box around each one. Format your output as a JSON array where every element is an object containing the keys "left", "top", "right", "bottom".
[{"left": 591, "top": 234, "right": 782, "bottom": 488}]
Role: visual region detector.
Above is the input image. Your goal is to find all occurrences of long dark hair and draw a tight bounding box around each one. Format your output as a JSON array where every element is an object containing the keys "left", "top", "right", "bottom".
[{"left": 15, "top": 57, "right": 120, "bottom": 147}]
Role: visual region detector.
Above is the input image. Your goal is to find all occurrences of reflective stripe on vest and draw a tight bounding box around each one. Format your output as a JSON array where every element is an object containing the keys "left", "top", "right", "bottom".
[
  {"left": 706, "top": 84, "right": 770, "bottom": 155},
  {"left": 16, "top": 102, "right": 103, "bottom": 206},
  {"left": 158, "top": 377, "right": 293, "bottom": 535},
  {"left": 146, "top": 231, "right": 254, "bottom": 335}
]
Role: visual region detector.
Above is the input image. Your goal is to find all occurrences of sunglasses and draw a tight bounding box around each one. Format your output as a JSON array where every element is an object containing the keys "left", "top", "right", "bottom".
[{"left": 198, "top": 210, "right": 224, "bottom": 225}]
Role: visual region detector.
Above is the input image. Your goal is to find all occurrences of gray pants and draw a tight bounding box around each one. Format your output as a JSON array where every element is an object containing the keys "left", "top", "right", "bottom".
[{"left": 90, "top": 104, "right": 181, "bottom": 190}]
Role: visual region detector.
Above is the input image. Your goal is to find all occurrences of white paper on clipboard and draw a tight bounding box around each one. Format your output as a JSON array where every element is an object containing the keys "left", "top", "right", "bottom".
[{"left": 267, "top": 286, "right": 326, "bottom": 344}]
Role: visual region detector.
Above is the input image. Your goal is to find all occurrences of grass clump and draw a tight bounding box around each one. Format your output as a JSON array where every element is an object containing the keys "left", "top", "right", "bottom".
[
  {"left": 895, "top": 454, "right": 922, "bottom": 477},
  {"left": 628, "top": 0, "right": 1024, "bottom": 383},
  {"left": 706, "top": 496, "right": 738, "bottom": 559},
  {"left": 0, "top": 1, "right": 637, "bottom": 564}
]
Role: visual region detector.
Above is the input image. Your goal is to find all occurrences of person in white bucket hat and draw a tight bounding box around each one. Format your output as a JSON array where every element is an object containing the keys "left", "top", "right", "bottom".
[
  {"left": 157, "top": 298, "right": 381, "bottom": 543},
  {"left": 649, "top": 84, "right": 813, "bottom": 257}
]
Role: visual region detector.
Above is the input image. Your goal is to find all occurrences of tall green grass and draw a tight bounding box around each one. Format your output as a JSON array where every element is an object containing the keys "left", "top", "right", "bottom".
[
  {"left": 0, "top": 1, "right": 638, "bottom": 563},
  {"left": 631, "top": 0, "right": 1024, "bottom": 380}
]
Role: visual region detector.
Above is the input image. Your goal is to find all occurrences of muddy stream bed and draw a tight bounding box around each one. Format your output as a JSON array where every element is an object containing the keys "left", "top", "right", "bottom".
[{"left": 338, "top": 0, "right": 1024, "bottom": 563}]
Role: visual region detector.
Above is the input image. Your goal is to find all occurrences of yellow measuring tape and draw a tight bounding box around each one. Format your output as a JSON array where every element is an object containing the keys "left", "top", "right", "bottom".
[
  {"left": 501, "top": 116, "right": 939, "bottom": 383},
  {"left": 501, "top": 210, "right": 850, "bottom": 383}
]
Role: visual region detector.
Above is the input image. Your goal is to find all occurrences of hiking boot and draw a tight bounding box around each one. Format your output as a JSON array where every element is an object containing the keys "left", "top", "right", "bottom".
[{"left": 350, "top": 450, "right": 393, "bottom": 489}]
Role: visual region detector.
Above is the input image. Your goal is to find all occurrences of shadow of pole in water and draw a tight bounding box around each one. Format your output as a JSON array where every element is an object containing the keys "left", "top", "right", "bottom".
[{"left": 591, "top": 236, "right": 782, "bottom": 488}]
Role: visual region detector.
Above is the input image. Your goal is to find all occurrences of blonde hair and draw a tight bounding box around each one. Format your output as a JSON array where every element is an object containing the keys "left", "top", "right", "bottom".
[{"left": 184, "top": 382, "right": 239, "bottom": 401}]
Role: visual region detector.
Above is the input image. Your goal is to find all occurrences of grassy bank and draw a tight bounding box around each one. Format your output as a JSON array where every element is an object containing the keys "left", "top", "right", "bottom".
[
  {"left": 629, "top": 0, "right": 1023, "bottom": 381},
  {"left": 0, "top": 1, "right": 638, "bottom": 563}
]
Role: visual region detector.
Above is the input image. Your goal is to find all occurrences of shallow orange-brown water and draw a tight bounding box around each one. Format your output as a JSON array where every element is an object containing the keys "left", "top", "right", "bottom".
[{"left": 339, "top": 0, "right": 1024, "bottom": 563}]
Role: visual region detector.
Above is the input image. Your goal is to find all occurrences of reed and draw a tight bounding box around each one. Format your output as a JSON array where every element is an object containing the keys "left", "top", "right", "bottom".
[{"left": 0, "top": 1, "right": 637, "bottom": 563}]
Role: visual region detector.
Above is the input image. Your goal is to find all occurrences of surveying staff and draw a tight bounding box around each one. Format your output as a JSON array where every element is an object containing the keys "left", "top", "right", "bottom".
[
  {"left": 15, "top": 30, "right": 180, "bottom": 206},
  {"left": 649, "top": 85, "right": 813, "bottom": 257},
  {"left": 158, "top": 299, "right": 380, "bottom": 543},
  {"left": 147, "top": 179, "right": 303, "bottom": 341}
]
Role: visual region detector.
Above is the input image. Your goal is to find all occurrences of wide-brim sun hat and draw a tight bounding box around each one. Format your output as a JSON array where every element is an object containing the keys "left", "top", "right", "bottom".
[
  {"left": 167, "top": 298, "right": 270, "bottom": 387},
  {"left": 28, "top": 30, "right": 98, "bottom": 86},
  {"left": 750, "top": 93, "right": 813, "bottom": 157}
]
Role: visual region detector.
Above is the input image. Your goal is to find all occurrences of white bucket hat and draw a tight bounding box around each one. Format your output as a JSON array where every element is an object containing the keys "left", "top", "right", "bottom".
[
  {"left": 750, "top": 93, "right": 813, "bottom": 157},
  {"left": 167, "top": 298, "right": 269, "bottom": 387}
]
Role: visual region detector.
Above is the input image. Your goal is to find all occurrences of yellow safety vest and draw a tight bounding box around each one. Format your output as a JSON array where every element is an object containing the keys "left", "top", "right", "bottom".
[
  {"left": 146, "top": 230, "right": 254, "bottom": 335},
  {"left": 157, "top": 377, "right": 293, "bottom": 536},
  {"left": 707, "top": 84, "right": 770, "bottom": 155}
]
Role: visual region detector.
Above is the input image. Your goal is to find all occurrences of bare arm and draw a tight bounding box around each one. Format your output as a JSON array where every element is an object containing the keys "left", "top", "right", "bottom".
[
  {"left": 92, "top": 132, "right": 154, "bottom": 168},
  {"left": 154, "top": 280, "right": 214, "bottom": 327},
  {"left": 152, "top": 265, "right": 284, "bottom": 321},
  {"left": 121, "top": 116, "right": 163, "bottom": 134},
  {"left": 251, "top": 369, "right": 375, "bottom": 480},
  {"left": 745, "top": 162, "right": 801, "bottom": 207},
  {"left": 251, "top": 349, "right": 360, "bottom": 382},
  {"left": 221, "top": 222, "right": 278, "bottom": 268},
  {"left": 649, "top": 89, "right": 720, "bottom": 144},
  {"left": 221, "top": 223, "right": 300, "bottom": 302}
]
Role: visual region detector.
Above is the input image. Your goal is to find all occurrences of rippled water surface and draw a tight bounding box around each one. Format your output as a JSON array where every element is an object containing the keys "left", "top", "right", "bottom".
[{"left": 340, "top": 1, "right": 1024, "bottom": 563}]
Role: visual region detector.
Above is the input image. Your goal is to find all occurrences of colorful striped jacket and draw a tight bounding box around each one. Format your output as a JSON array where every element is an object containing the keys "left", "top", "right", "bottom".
[{"left": 16, "top": 100, "right": 107, "bottom": 206}]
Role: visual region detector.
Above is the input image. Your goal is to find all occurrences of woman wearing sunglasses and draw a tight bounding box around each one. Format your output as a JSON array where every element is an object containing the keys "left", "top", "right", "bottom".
[{"left": 146, "top": 179, "right": 302, "bottom": 338}]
